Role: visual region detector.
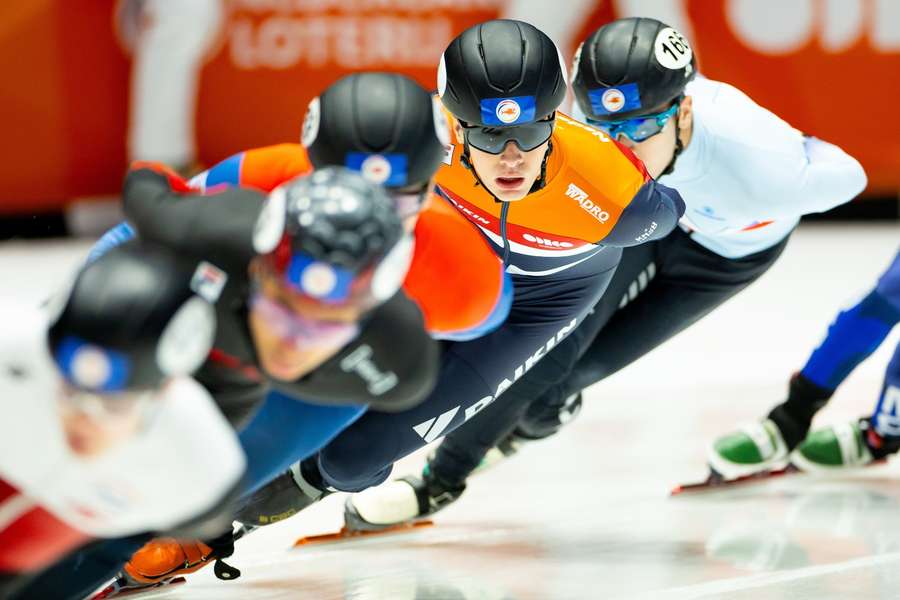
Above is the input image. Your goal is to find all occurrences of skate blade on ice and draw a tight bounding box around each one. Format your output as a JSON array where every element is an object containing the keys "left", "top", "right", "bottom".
[
  {"left": 670, "top": 465, "right": 799, "bottom": 496},
  {"left": 89, "top": 577, "right": 186, "bottom": 599},
  {"left": 294, "top": 519, "right": 434, "bottom": 547},
  {"left": 670, "top": 458, "right": 889, "bottom": 496}
]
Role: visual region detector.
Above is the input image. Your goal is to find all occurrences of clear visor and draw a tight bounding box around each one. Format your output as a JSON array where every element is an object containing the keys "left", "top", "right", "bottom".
[
  {"left": 250, "top": 293, "right": 361, "bottom": 351},
  {"left": 59, "top": 382, "right": 158, "bottom": 423}
]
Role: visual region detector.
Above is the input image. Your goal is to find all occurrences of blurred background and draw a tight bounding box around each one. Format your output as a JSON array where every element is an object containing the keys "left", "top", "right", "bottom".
[{"left": 1, "top": 0, "right": 898, "bottom": 238}]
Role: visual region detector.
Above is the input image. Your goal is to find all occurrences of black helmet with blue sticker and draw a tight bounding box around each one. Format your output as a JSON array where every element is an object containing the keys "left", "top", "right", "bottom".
[
  {"left": 572, "top": 17, "right": 697, "bottom": 122},
  {"left": 47, "top": 242, "right": 217, "bottom": 392},
  {"left": 260, "top": 166, "right": 413, "bottom": 312},
  {"left": 302, "top": 72, "right": 449, "bottom": 217},
  {"left": 437, "top": 19, "right": 568, "bottom": 130}
]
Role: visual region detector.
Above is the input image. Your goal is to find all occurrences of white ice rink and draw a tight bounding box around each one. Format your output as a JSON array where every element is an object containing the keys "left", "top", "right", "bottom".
[{"left": 3, "top": 223, "right": 899, "bottom": 600}]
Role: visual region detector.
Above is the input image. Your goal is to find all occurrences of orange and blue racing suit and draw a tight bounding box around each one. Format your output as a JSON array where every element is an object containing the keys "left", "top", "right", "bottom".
[{"left": 306, "top": 112, "right": 687, "bottom": 491}]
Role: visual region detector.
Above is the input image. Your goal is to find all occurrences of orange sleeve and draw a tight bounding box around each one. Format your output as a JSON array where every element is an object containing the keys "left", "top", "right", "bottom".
[
  {"left": 238, "top": 144, "right": 313, "bottom": 192},
  {"left": 403, "top": 201, "right": 510, "bottom": 339}
]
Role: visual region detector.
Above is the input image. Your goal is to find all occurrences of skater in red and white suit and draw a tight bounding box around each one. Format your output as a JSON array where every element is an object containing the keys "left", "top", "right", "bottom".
[{"left": 0, "top": 243, "right": 245, "bottom": 598}]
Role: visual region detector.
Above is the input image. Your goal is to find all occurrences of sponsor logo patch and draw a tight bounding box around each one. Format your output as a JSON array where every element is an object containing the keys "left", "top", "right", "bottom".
[
  {"left": 601, "top": 88, "right": 626, "bottom": 113},
  {"left": 190, "top": 261, "right": 228, "bottom": 304},
  {"left": 496, "top": 99, "right": 521, "bottom": 124},
  {"left": 300, "top": 262, "right": 339, "bottom": 298},
  {"left": 345, "top": 152, "right": 408, "bottom": 187},
  {"left": 565, "top": 183, "right": 610, "bottom": 223},
  {"left": 587, "top": 82, "right": 642, "bottom": 116},
  {"left": 480, "top": 96, "right": 537, "bottom": 126}
]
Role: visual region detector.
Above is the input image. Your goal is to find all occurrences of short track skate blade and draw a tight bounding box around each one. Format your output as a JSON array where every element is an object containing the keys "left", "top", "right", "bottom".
[
  {"left": 670, "top": 465, "right": 798, "bottom": 496},
  {"left": 671, "top": 457, "right": 891, "bottom": 496},
  {"left": 90, "top": 577, "right": 187, "bottom": 599},
  {"left": 293, "top": 519, "right": 434, "bottom": 547}
]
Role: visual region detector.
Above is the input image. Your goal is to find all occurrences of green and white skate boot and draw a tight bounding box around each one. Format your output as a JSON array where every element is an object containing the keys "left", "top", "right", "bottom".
[
  {"left": 790, "top": 419, "right": 874, "bottom": 473},
  {"left": 708, "top": 419, "right": 790, "bottom": 479}
]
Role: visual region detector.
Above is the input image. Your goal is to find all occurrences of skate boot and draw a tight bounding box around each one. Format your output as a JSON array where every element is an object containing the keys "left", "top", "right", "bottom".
[
  {"left": 790, "top": 418, "right": 900, "bottom": 473},
  {"left": 344, "top": 463, "right": 466, "bottom": 532},
  {"left": 235, "top": 459, "right": 331, "bottom": 527},
  {"left": 93, "top": 531, "right": 240, "bottom": 597},
  {"left": 471, "top": 431, "right": 526, "bottom": 475},
  {"left": 473, "top": 391, "right": 583, "bottom": 476},
  {"left": 707, "top": 419, "right": 790, "bottom": 479}
]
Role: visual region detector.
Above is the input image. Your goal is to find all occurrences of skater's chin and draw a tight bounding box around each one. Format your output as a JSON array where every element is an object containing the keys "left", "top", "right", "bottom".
[{"left": 64, "top": 426, "right": 113, "bottom": 458}]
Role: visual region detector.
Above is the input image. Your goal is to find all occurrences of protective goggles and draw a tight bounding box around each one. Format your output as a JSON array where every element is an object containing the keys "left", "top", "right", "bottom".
[
  {"left": 59, "top": 383, "right": 157, "bottom": 422},
  {"left": 586, "top": 100, "right": 681, "bottom": 143},
  {"left": 250, "top": 293, "right": 360, "bottom": 351},
  {"left": 461, "top": 117, "right": 554, "bottom": 155}
]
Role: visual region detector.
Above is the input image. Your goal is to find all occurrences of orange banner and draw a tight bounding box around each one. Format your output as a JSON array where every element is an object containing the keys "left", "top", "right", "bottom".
[{"left": 1, "top": 0, "right": 898, "bottom": 214}]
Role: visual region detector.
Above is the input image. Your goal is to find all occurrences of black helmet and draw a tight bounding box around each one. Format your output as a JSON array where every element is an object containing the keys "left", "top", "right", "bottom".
[
  {"left": 260, "top": 166, "right": 413, "bottom": 308},
  {"left": 572, "top": 17, "right": 696, "bottom": 122},
  {"left": 437, "top": 19, "right": 568, "bottom": 127},
  {"left": 302, "top": 72, "right": 449, "bottom": 193},
  {"left": 47, "top": 242, "right": 217, "bottom": 392}
]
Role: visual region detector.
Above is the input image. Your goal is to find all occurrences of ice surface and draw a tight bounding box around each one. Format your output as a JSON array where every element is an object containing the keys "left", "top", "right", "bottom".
[{"left": 2, "top": 224, "right": 898, "bottom": 599}]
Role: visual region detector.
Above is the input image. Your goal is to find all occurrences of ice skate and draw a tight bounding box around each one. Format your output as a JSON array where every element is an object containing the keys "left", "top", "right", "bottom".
[
  {"left": 790, "top": 418, "right": 897, "bottom": 473},
  {"left": 472, "top": 391, "right": 583, "bottom": 477},
  {"left": 89, "top": 530, "right": 241, "bottom": 599},
  {"left": 674, "top": 419, "right": 795, "bottom": 494},
  {"left": 343, "top": 468, "right": 463, "bottom": 532},
  {"left": 707, "top": 418, "right": 791, "bottom": 479},
  {"left": 293, "top": 466, "right": 461, "bottom": 546},
  {"left": 89, "top": 575, "right": 187, "bottom": 599}
]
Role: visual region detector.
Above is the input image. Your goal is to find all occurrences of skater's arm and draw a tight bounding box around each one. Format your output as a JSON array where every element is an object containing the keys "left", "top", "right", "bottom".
[
  {"left": 598, "top": 179, "right": 685, "bottom": 247},
  {"left": 189, "top": 144, "right": 312, "bottom": 193},
  {"left": 85, "top": 221, "right": 137, "bottom": 264},
  {"left": 745, "top": 136, "right": 866, "bottom": 220},
  {"left": 122, "top": 165, "right": 268, "bottom": 267}
]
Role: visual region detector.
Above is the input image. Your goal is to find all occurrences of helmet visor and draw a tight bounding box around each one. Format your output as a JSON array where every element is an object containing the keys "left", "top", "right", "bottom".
[
  {"left": 250, "top": 293, "right": 360, "bottom": 351},
  {"left": 461, "top": 119, "right": 554, "bottom": 155},
  {"left": 586, "top": 101, "right": 680, "bottom": 143},
  {"left": 59, "top": 383, "right": 158, "bottom": 422}
]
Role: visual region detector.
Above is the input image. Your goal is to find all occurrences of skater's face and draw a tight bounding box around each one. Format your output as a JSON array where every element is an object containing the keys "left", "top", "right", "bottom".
[
  {"left": 592, "top": 96, "right": 693, "bottom": 179},
  {"left": 57, "top": 386, "right": 151, "bottom": 458},
  {"left": 456, "top": 121, "right": 552, "bottom": 201},
  {"left": 248, "top": 265, "right": 363, "bottom": 382}
]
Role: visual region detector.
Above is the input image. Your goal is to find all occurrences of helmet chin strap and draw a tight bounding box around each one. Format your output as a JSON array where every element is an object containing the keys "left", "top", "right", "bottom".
[
  {"left": 659, "top": 111, "right": 683, "bottom": 177},
  {"left": 459, "top": 130, "right": 554, "bottom": 203}
]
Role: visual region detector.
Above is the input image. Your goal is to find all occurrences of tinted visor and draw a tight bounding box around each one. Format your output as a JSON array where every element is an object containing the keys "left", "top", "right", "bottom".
[
  {"left": 461, "top": 118, "right": 554, "bottom": 155},
  {"left": 250, "top": 293, "right": 360, "bottom": 351},
  {"left": 586, "top": 99, "right": 681, "bottom": 143}
]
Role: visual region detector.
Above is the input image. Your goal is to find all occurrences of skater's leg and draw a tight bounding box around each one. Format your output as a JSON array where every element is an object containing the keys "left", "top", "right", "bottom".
[
  {"left": 238, "top": 390, "right": 366, "bottom": 495},
  {"left": 428, "top": 244, "right": 655, "bottom": 487},
  {"left": 871, "top": 341, "right": 900, "bottom": 440},
  {"left": 0, "top": 572, "right": 34, "bottom": 599},
  {"left": 773, "top": 249, "right": 900, "bottom": 443},
  {"left": 557, "top": 229, "right": 790, "bottom": 398},
  {"left": 715, "top": 249, "right": 900, "bottom": 477},
  {"left": 315, "top": 266, "right": 619, "bottom": 494},
  {"left": 800, "top": 249, "right": 900, "bottom": 391},
  {"left": 14, "top": 534, "right": 150, "bottom": 600}
]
